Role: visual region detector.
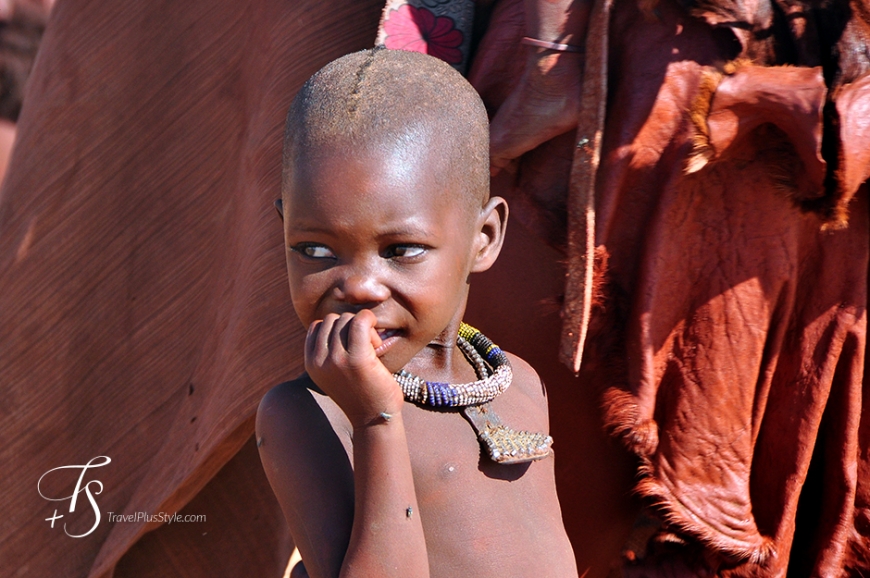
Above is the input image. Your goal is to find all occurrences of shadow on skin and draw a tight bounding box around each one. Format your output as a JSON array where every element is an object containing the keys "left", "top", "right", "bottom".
[{"left": 478, "top": 455, "right": 531, "bottom": 481}]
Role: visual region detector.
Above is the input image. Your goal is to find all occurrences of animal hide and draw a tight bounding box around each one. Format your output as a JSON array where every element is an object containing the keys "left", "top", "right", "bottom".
[
  {"left": 472, "top": 0, "right": 869, "bottom": 574},
  {"left": 0, "top": 0, "right": 384, "bottom": 576}
]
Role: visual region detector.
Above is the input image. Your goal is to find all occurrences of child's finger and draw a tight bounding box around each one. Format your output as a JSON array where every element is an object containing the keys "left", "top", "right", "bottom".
[
  {"left": 347, "top": 310, "right": 378, "bottom": 359},
  {"left": 304, "top": 319, "right": 322, "bottom": 362},
  {"left": 327, "top": 312, "right": 355, "bottom": 358},
  {"left": 370, "top": 326, "right": 383, "bottom": 351},
  {"left": 310, "top": 313, "right": 339, "bottom": 366}
]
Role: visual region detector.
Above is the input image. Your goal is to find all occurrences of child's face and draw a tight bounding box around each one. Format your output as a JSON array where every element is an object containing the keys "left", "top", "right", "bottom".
[{"left": 283, "top": 138, "right": 484, "bottom": 373}]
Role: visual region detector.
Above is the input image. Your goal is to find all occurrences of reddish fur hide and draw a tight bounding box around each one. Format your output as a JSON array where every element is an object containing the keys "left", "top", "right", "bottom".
[{"left": 472, "top": 0, "right": 870, "bottom": 574}]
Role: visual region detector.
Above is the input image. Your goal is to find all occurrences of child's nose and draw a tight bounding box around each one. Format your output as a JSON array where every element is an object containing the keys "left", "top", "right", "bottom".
[{"left": 334, "top": 269, "right": 390, "bottom": 306}]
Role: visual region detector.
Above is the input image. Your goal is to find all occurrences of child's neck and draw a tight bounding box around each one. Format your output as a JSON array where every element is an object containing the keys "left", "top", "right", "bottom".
[
  {"left": 404, "top": 340, "right": 465, "bottom": 379},
  {"left": 403, "top": 323, "right": 477, "bottom": 384}
]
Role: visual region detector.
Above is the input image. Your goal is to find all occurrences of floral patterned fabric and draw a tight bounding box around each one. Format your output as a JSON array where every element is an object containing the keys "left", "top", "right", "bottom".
[{"left": 376, "top": 0, "right": 473, "bottom": 71}]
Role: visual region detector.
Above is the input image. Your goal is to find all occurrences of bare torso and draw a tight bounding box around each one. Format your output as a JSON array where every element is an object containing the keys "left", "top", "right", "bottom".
[{"left": 258, "top": 352, "right": 578, "bottom": 578}]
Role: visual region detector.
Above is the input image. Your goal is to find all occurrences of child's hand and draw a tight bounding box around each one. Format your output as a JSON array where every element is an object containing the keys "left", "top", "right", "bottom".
[{"left": 304, "top": 309, "right": 404, "bottom": 428}]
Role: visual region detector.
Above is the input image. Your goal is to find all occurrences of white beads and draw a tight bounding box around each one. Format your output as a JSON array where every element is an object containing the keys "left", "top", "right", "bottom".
[{"left": 393, "top": 335, "right": 512, "bottom": 407}]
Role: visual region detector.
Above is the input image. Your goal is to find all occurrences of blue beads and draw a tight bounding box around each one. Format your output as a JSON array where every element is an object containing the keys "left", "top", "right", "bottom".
[
  {"left": 393, "top": 323, "right": 513, "bottom": 408},
  {"left": 485, "top": 346, "right": 503, "bottom": 363},
  {"left": 426, "top": 382, "right": 459, "bottom": 406}
]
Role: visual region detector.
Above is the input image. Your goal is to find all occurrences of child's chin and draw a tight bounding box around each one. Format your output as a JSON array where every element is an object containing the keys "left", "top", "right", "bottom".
[
  {"left": 377, "top": 346, "right": 416, "bottom": 375},
  {"left": 379, "top": 354, "right": 408, "bottom": 375}
]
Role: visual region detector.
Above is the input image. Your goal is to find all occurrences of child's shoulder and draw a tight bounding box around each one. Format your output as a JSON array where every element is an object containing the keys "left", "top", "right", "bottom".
[
  {"left": 505, "top": 350, "right": 545, "bottom": 388},
  {"left": 258, "top": 373, "right": 319, "bottom": 415},
  {"left": 257, "top": 374, "right": 352, "bottom": 448},
  {"left": 489, "top": 350, "right": 551, "bottom": 431},
  {"left": 505, "top": 351, "right": 549, "bottom": 401},
  {"left": 257, "top": 374, "right": 320, "bottom": 432}
]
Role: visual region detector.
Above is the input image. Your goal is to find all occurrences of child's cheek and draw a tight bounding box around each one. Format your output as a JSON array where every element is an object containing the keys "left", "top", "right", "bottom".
[
  {"left": 290, "top": 271, "right": 324, "bottom": 317},
  {"left": 289, "top": 285, "right": 317, "bottom": 327}
]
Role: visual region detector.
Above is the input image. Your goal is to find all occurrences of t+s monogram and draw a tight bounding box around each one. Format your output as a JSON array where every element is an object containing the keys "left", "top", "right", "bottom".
[{"left": 38, "top": 456, "right": 111, "bottom": 538}]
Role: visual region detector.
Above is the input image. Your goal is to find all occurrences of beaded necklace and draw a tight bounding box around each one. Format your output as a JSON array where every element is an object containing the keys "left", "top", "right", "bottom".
[
  {"left": 393, "top": 322, "right": 512, "bottom": 407},
  {"left": 393, "top": 322, "right": 552, "bottom": 464}
]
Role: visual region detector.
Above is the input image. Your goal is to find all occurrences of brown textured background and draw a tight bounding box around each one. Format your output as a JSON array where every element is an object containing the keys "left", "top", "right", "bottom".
[{"left": 0, "top": 0, "right": 385, "bottom": 575}]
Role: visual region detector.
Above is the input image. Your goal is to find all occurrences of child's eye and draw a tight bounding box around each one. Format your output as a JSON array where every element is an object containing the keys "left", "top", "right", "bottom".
[
  {"left": 384, "top": 245, "right": 426, "bottom": 259},
  {"left": 291, "top": 244, "right": 336, "bottom": 259}
]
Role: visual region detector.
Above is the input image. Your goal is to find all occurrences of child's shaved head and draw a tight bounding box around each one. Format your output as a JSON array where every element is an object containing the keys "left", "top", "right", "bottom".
[
  {"left": 283, "top": 48, "right": 489, "bottom": 209},
  {"left": 280, "top": 48, "right": 509, "bottom": 376}
]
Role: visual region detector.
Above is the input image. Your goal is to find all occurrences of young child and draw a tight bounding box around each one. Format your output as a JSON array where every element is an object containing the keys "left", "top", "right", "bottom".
[{"left": 257, "top": 48, "right": 578, "bottom": 578}]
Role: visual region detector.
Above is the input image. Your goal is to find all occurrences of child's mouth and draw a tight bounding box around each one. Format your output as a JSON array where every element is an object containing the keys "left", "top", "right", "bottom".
[
  {"left": 375, "top": 328, "right": 401, "bottom": 356},
  {"left": 377, "top": 328, "right": 399, "bottom": 340}
]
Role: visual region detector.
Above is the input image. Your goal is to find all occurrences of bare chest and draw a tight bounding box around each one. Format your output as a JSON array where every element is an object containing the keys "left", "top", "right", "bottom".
[{"left": 313, "top": 387, "right": 575, "bottom": 576}]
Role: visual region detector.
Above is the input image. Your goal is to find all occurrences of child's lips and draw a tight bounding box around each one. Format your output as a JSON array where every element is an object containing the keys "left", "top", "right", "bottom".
[
  {"left": 374, "top": 328, "right": 401, "bottom": 356},
  {"left": 376, "top": 328, "right": 399, "bottom": 340}
]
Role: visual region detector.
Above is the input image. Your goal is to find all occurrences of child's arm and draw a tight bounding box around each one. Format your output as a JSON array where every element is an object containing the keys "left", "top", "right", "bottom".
[
  {"left": 258, "top": 310, "right": 429, "bottom": 578},
  {"left": 340, "top": 406, "right": 426, "bottom": 577},
  {"left": 305, "top": 309, "right": 428, "bottom": 577},
  {"left": 257, "top": 379, "right": 355, "bottom": 577}
]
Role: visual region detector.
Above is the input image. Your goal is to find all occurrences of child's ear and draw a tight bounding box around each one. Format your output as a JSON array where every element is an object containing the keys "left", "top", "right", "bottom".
[
  {"left": 274, "top": 198, "right": 284, "bottom": 222},
  {"left": 471, "top": 196, "right": 508, "bottom": 273}
]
